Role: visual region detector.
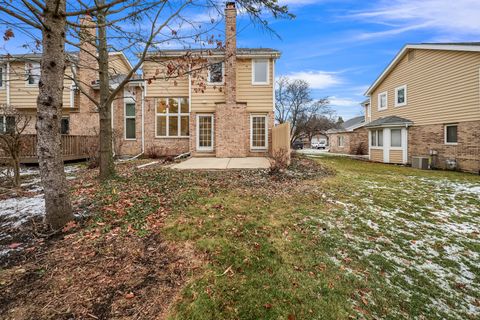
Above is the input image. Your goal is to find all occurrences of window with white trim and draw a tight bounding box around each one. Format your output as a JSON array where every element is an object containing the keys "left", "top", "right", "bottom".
[
  {"left": 207, "top": 62, "right": 224, "bottom": 84},
  {"left": 371, "top": 129, "right": 383, "bottom": 147},
  {"left": 125, "top": 103, "right": 136, "bottom": 139},
  {"left": 391, "top": 129, "right": 402, "bottom": 147},
  {"left": 378, "top": 92, "right": 387, "bottom": 110},
  {"left": 252, "top": 59, "right": 269, "bottom": 85},
  {"left": 155, "top": 98, "right": 189, "bottom": 137},
  {"left": 395, "top": 85, "right": 407, "bottom": 107},
  {"left": 250, "top": 115, "right": 267, "bottom": 150},
  {"left": 445, "top": 124, "right": 458, "bottom": 144},
  {"left": 26, "top": 62, "right": 40, "bottom": 86},
  {"left": 337, "top": 135, "right": 344, "bottom": 147}
]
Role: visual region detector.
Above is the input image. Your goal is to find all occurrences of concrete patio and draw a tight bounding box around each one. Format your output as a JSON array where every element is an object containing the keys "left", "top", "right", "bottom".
[{"left": 171, "top": 157, "right": 271, "bottom": 170}]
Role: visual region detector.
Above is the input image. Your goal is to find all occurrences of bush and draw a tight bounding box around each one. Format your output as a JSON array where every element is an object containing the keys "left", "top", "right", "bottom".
[{"left": 269, "top": 148, "right": 291, "bottom": 175}]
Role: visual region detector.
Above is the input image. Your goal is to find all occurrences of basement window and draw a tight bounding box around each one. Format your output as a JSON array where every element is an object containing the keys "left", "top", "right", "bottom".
[
  {"left": 252, "top": 59, "right": 269, "bottom": 85},
  {"left": 26, "top": 62, "right": 40, "bottom": 86},
  {"left": 250, "top": 115, "right": 267, "bottom": 150},
  {"left": 207, "top": 62, "right": 224, "bottom": 84},
  {"left": 445, "top": 124, "right": 458, "bottom": 145},
  {"left": 156, "top": 98, "right": 189, "bottom": 138}
]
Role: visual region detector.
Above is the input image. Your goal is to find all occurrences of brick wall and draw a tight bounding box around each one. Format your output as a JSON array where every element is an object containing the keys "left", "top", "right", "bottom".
[
  {"left": 329, "top": 127, "right": 368, "bottom": 155},
  {"left": 408, "top": 120, "right": 480, "bottom": 173}
]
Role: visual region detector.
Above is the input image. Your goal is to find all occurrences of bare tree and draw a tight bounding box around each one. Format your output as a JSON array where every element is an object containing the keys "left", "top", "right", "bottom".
[
  {"left": 0, "top": 104, "right": 32, "bottom": 187},
  {"left": 275, "top": 76, "right": 331, "bottom": 144}
]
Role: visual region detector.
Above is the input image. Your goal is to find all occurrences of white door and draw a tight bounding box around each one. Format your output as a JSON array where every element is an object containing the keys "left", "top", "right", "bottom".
[{"left": 196, "top": 114, "right": 214, "bottom": 152}]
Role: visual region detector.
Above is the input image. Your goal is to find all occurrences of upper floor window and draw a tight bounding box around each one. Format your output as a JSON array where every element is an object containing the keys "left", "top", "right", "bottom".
[
  {"left": 378, "top": 92, "right": 387, "bottom": 111},
  {"left": 207, "top": 61, "right": 224, "bottom": 84},
  {"left": 26, "top": 62, "right": 40, "bottom": 86},
  {"left": 155, "top": 97, "right": 189, "bottom": 138},
  {"left": 252, "top": 59, "right": 269, "bottom": 85},
  {"left": 395, "top": 85, "right": 407, "bottom": 107},
  {"left": 445, "top": 124, "right": 458, "bottom": 145}
]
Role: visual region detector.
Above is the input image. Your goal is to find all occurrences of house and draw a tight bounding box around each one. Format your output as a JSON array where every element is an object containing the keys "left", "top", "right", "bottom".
[
  {"left": 0, "top": 16, "right": 138, "bottom": 138},
  {"left": 114, "top": 1, "right": 280, "bottom": 158},
  {"left": 327, "top": 114, "right": 368, "bottom": 155},
  {"left": 364, "top": 43, "right": 480, "bottom": 173}
]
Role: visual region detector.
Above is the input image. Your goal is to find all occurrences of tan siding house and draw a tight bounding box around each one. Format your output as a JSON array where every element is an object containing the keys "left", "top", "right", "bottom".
[{"left": 365, "top": 43, "right": 480, "bottom": 173}]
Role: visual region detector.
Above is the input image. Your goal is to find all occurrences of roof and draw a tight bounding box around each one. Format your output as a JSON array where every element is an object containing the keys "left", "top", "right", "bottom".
[
  {"left": 364, "top": 116, "right": 413, "bottom": 128},
  {"left": 365, "top": 42, "right": 480, "bottom": 96},
  {"left": 0, "top": 52, "right": 78, "bottom": 62},
  {"left": 327, "top": 115, "right": 365, "bottom": 133},
  {"left": 145, "top": 47, "right": 281, "bottom": 59}
]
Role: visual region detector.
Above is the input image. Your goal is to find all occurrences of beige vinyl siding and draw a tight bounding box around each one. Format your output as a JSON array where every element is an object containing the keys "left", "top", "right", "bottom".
[
  {"left": 144, "top": 60, "right": 189, "bottom": 98},
  {"left": 144, "top": 58, "right": 275, "bottom": 112},
  {"left": 389, "top": 150, "right": 403, "bottom": 163},
  {"left": 8, "top": 61, "right": 74, "bottom": 109},
  {"left": 109, "top": 54, "right": 131, "bottom": 75},
  {"left": 370, "top": 149, "right": 383, "bottom": 162},
  {"left": 237, "top": 58, "right": 274, "bottom": 111},
  {"left": 370, "top": 49, "right": 480, "bottom": 125}
]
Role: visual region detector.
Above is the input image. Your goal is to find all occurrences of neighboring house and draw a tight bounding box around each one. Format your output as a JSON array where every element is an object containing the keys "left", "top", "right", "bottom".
[
  {"left": 327, "top": 115, "right": 368, "bottom": 155},
  {"left": 116, "top": 1, "right": 280, "bottom": 157},
  {"left": 364, "top": 43, "right": 480, "bottom": 173},
  {"left": 0, "top": 16, "right": 138, "bottom": 139}
]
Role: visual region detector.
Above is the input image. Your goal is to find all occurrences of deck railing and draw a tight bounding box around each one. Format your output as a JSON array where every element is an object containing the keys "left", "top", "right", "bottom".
[{"left": 1, "top": 134, "right": 98, "bottom": 163}]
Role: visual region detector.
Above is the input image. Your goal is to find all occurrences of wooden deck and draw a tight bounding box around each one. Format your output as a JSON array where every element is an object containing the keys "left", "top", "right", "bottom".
[{"left": 0, "top": 134, "right": 98, "bottom": 164}]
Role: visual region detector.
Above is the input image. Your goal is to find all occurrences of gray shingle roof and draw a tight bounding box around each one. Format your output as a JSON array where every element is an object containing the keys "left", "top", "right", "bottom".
[
  {"left": 364, "top": 116, "right": 413, "bottom": 128},
  {"left": 327, "top": 115, "right": 365, "bottom": 133}
]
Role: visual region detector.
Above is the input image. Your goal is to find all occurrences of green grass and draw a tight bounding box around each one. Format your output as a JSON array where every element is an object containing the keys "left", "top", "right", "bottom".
[{"left": 96, "top": 157, "right": 480, "bottom": 319}]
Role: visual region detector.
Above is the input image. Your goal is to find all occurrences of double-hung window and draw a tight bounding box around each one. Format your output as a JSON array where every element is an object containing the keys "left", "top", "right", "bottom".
[
  {"left": 207, "top": 61, "right": 224, "bottom": 84},
  {"left": 156, "top": 98, "right": 189, "bottom": 138},
  {"left": 252, "top": 59, "right": 269, "bottom": 85},
  {"left": 26, "top": 62, "right": 40, "bottom": 86},
  {"left": 250, "top": 115, "right": 268, "bottom": 150},
  {"left": 390, "top": 129, "right": 402, "bottom": 147},
  {"left": 371, "top": 129, "right": 383, "bottom": 147},
  {"left": 395, "top": 85, "right": 407, "bottom": 107},
  {"left": 0, "top": 115, "right": 15, "bottom": 134},
  {"left": 445, "top": 124, "right": 458, "bottom": 145},
  {"left": 378, "top": 92, "right": 387, "bottom": 111},
  {"left": 337, "top": 135, "right": 344, "bottom": 147},
  {"left": 125, "top": 103, "right": 136, "bottom": 139}
]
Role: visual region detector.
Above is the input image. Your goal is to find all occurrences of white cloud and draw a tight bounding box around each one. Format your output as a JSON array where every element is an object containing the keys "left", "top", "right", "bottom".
[
  {"left": 329, "top": 96, "right": 362, "bottom": 108},
  {"left": 279, "top": 0, "right": 320, "bottom": 6},
  {"left": 281, "top": 70, "right": 342, "bottom": 89},
  {"left": 351, "top": 0, "right": 480, "bottom": 40}
]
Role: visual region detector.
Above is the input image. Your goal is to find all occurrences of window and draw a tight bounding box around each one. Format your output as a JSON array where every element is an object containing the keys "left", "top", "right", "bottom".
[
  {"left": 0, "top": 65, "right": 4, "bottom": 88},
  {"left": 391, "top": 129, "right": 402, "bottom": 147},
  {"left": 207, "top": 62, "right": 224, "bottom": 84},
  {"left": 156, "top": 98, "right": 189, "bottom": 137},
  {"left": 0, "top": 116, "right": 15, "bottom": 134},
  {"left": 337, "top": 135, "right": 344, "bottom": 147},
  {"left": 26, "top": 62, "right": 40, "bottom": 86},
  {"left": 125, "top": 103, "right": 136, "bottom": 139},
  {"left": 378, "top": 92, "right": 387, "bottom": 110},
  {"left": 60, "top": 117, "right": 70, "bottom": 135},
  {"left": 252, "top": 59, "right": 269, "bottom": 85},
  {"left": 395, "top": 85, "right": 407, "bottom": 107},
  {"left": 445, "top": 124, "right": 458, "bottom": 144},
  {"left": 370, "top": 129, "right": 383, "bottom": 147},
  {"left": 250, "top": 115, "right": 267, "bottom": 150}
]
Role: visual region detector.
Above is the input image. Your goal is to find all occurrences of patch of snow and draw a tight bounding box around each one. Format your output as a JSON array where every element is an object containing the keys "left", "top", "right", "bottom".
[{"left": 0, "top": 195, "right": 45, "bottom": 228}]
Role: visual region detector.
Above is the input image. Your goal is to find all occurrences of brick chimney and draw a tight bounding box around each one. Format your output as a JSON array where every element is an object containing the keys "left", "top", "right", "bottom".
[
  {"left": 224, "top": 1, "right": 237, "bottom": 105},
  {"left": 77, "top": 15, "right": 98, "bottom": 113}
]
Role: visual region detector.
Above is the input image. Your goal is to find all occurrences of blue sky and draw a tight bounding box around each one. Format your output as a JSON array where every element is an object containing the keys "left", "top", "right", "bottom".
[{"left": 2, "top": 0, "right": 480, "bottom": 120}]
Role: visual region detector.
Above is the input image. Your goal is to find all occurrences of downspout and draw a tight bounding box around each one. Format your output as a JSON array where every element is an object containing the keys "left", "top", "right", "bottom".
[
  {"left": 6, "top": 62, "right": 10, "bottom": 105},
  {"left": 111, "top": 101, "right": 115, "bottom": 157}
]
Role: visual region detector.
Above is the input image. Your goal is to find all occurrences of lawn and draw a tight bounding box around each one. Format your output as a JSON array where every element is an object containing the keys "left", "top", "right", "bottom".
[{"left": 1, "top": 155, "right": 479, "bottom": 319}]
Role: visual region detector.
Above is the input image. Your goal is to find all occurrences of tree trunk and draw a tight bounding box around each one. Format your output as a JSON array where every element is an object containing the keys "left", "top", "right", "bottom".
[
  {"left": 36, "top": 0, "right": 73, "bottom": 229},
  {"left": 97, "top": 3, "right": 115, "bottom": 180}
]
